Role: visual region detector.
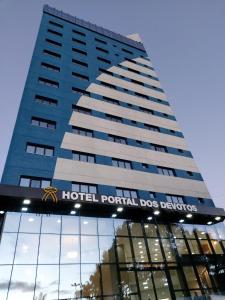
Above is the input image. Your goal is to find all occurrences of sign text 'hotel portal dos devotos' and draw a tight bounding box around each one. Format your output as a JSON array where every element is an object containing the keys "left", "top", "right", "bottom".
[{"left": 62, "top": 191, "right": 198, "bottom": 213}]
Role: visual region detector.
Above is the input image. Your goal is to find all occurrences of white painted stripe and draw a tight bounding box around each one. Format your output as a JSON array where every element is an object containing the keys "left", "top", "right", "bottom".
[
  {"left": 133, "top": 57, "right": 153, "bottom": 68},
  {"left": 54, "top": 158, "right": 210, "bottom": 198},
  {"left": 62, "top": 133, "right": 199, "bottom": 172},
  {"left": 78, "top": 96, "right": 180, "bottom": 131},
  {"left": 86, "top": 83, "right": 173, "bottom": 115},
  {"left": 69, "top": 112, "right": 188, "bottom": 150},
  {"left": 108, "top": 66, "right": 161, "bottom": 88},
  {"left": 97, "top": 73, "right": 166, "bottom": 100},
  {"left": 120, "top": 60, "right": 157, "bottom": 77}
]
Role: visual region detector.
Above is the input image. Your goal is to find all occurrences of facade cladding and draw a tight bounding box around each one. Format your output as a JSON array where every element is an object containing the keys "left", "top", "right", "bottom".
[{"left": 0, "top": 4, "right": 225, "bottom": 300}]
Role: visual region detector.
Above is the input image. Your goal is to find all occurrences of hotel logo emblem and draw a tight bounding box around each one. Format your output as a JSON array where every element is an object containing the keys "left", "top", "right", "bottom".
[{"left": 42, "top": 186, "right": 58, "bottom": 203}]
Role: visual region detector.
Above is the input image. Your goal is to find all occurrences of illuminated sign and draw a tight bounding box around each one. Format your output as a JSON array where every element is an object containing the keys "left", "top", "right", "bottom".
[{"left": 42, "top": 187, "right": 58, "bottom": 203}]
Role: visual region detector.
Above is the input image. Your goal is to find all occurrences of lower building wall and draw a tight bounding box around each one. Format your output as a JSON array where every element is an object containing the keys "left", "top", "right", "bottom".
[{"left": 0, "top": 212, "right": 225, "bottom": 300}]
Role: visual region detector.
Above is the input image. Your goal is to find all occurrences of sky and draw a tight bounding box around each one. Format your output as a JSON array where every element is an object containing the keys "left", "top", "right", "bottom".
[{"left": 0, "top": 0, "right": 225, "bottom": 208}]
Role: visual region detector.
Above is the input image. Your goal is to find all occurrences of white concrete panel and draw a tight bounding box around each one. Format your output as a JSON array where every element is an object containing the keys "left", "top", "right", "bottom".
[
  {"left": 97, "top": 73, "right": 166, "bottom": 100},
  {"left": 54, "top": 158, "right": 210, "bottom": 198},
  {"left": 126, "top": 33, "right": 143, "bottom": 43},
  {"left": 78, "top": 96, "right": 180, "bottom": 131},
  {"left": 86, "top": 83, "right": 174, "bottom": 115},
  {"left": 108, "top": 66, "right": 161, "bottom": 88},
  {"left": 62, "top": 132, "right": 199, "bottom": 172},
  {"left": 121, "top": 60, "right": 157, "bottom": 77},
  {"left": 69, "top": 112, "right": 188, "bottom": 150},
  {"left": 133, "top": 57, "right": 153, "bottom": 68}
]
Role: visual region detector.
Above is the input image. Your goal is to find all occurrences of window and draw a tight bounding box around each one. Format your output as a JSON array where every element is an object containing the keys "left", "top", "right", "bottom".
[
  {"left": 166, "top": 194, "right": 184, "bottom": 204},
  {"left": 72, "top": 48, "right": 87, "bottom": 56},
  {"left": 116, "top": 188, "right": 137, "bottom": 198},
  {"left": 108, "top": 135, "right": 127, "bottom": 144},
  {"left": 149, "top": 192, "right": 155, "bottom": 199},
  {"left": 112, "top": 158, "right": 131, "bottom": 169},
  {"left": 38, "top": 77, "right": 59, "bottom": 88},
  {"left": 72, "top": 87, "right": 90, "bottom": 96},
  {"left": 97, "top": 57, "right": 111, "bottom": 64},
  {"left": 99, "top": 68, "right": 113, "bottom": 76},
  {"left": 151, "top": 144, "right": 167, "bottom": 152},
  {"left": 142, "top": 163, "right": 148, "bottom": 169},
  {"left": 49, "top": 20, "right": 63, "bottom": 28},
  {"left": 43, "top": 49, "right": 61, "bottom": 58},
  {"left": 41, "top": 62, "right": 60, "bottom": 72},
  {"left": 144, "top": 124, "right": 159, "bottom": 132},
  {"left": 96, "top": 47, "right": 109, "bottom": 54},
  {"left": 106, "top": 114, "right": 122, "bottom": 123},
  {"left": 100, "top": 81, "right": 116, "bottom": 89},
  {"left": 136, "top": 140, "right": 142, "bottom": 145},
  {"left": 72, "top": 29, "right": 86, "bottom": 37},
  {"left": 72, "top": 126, "right": 93, "bottom": 137},
  {"left": 26, "top": 143, "right": 54, "bottom": 157},
  {"left": 31, "top": 117, "right": 56, "bottom": 130},
  {"left": 45, "top": 38, "right": 62, "bottom": 47},
  {"left": 72, "top": 106, "right": 91, "bottom": 115},
  {"left": 127, "top": 67, "right": 140, "bottom": 74},
  {"left": 135, "top": 92, "right": 149, "bottom": 99},
  {"left": 158, "top": 167, "right": 175, "bottom": 176},
  {"left": 72, "top": 38, "right": 86, "bottom": 45},
  {"left": 20, "top": 176, "right": 51, "bottom": 188},
  {"left": 139, "top": 107, "right": 153, "bottom": 114},
  {"left": 72, "top": 151, "right": 95, "bottom": 163},
  {"left": 35, "top": 95, "right": 57, "bottom": 106},
  {"left": 72, "top": 59, "right": 88, "bottom": 67},
  {"left": 102, "top": 96, "right": 119, "bottom": 105},
  {"left": 95, "top": 37, "right": 107, "bottom": 45},
  {"left": 47, "top": 29, "right": 63, "bottom": 36},
  {"left": 131, "top": 79, "right": 144, "bottom": 86},
  {"left": 125, "top": 57, "right": 136, "bottom": 64},
  {"left": 122, "top": 48, "right": 133, "bottom": 54},
  {"left": 187, "top": 171, "right": 193, "bottom": 176},
  {"left": 72, "top": 182, "right": 97, "bottom": 193},
  {"left": 72, "top": 72, "right": 89, "bottom": 81}
]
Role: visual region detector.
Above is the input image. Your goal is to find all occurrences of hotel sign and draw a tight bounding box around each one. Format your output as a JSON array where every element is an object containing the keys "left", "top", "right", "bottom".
[{"left": 62, "top": 191, "right": 198, "bottom": 213}]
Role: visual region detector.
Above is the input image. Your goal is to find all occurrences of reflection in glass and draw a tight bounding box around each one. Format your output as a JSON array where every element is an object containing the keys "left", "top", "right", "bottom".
[
  {"left": 81, "top": 217, "right": 97, "bottom": 235},
  {"left": 206, "top": 225, "right": 219, "bottom": 240},
  {"left": 211, "top": 240, "right": 223, "bottom": 254},
  {"left": 148, "top": 238, "right": 163, "bottom": 262},
  {"left": 161, "top": 239, "right": 176, "bottom": 261},
  {"left": 129, "top": 222, "right": 143, "bottom": 237},
  {"left": 120, "top": 270, "right": 138, "bottom": 295},
  {"left": 38, "top": 234, "right": 60, "bottom": 263},
  {"left": 81, "top": 264, "right": 101, "bottom": 297},
  {"left": 81, "top": 236, "right": 99, "bottom": 263},
  {"left": 195, "top": 225, "right": 207, "bottom": 239},
  {"left": 61, "top": 216, "right": 79, "bottom": 234},
  {"left": 101, "top": 264, "right": 119, "bottom": 296},
  {"left": 144, "top": 223, "right": 158, "bottom": 237},
  {"left": 41, "top": 215, "right": 61, "bottom": 234},
  {"left": 117, "top": 237, "right": 132, "bottom": 263},
  {"left": 170, "top": 224, "right": 183, "bottom": 238},
  {"left": 3, "top": 212, "right": 20, "bottom": 232},
  {"left": 8, "top": 265, "right": 36, "bottom": 300},
  {"left": 153, "top": 270, "right": 171, "bottom": 300},
  {"left": 183, "top": 266, "right": 200, "bottom": 289},
  {"left": 183, "top": 224, "right": 195, "bottom": 238},
  {"left": 137, "top": 271, "right": 156, "bottom": 300},
  {"left": 215, "top": 222, "right": 225, "bottom": 239},
  {"left": 114, "top": 219, "right": 128, "bottom": 236},
  {"left": 0, "top": 233, "right": 17, "bottom": 264},
  {"left": 197, "top": 266, "right": 212, "bottom": 289},
  {"left": 20, "top": 214, "right": 41, "bottom": 233},
  {"left": 98, "top": 218, "right": 114, "bottom": 235},
  {"left": 132, "top": 238, "right": 148, "bottom": 263},
  {"left": 61, "top": 235, "right": 80, "bottom": 263},
  {"left": 158, "top": 224, "right": 170, "bottom": 238},
  {"left": 0, "top": 265, "right": 12, "bottom": 300},
  {"left": 170, "top": 269, "right": 186, "bottom": 290},
  {"left": 199, "top": 240, "right": 212, "bottom": 254},
  {"left": 99, "top": 236, "right": 116, "bottom": 263},
  {"left": 188, "top": 239, "right": 200, "bottom": 255},
  {"left": 14, "top": 233, "right": 39, "bottom": 264},
  {"left": 34, "top": 265, "right": 59, "bottom": 300},
  {"left": 59, "top": 264, "right": 80, "bottom": 299},
  {"left": 175, "top": 239, "right": 189, "bottom": 256}
]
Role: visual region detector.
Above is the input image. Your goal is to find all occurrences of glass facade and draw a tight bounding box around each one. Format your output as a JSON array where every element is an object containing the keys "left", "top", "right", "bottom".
[{"left": 0, "top": 212, "right": 225, "bottom": 299}]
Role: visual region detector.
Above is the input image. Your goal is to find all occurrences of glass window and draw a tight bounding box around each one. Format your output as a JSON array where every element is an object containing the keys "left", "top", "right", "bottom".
[
  {"left": 195, "top": 225, "right": 207, "bottom": 239},
  {"left": 114, "top": 219, "right": 128, "bottom": 236},
  {"left": 170, "top": 224, "right": 183, "bottom": 238},
  {"left": 197, "top": 266, "right": 212, "bottom": 289},
  {"left": 3, "top": 212, "right": 20, "bottom": 232},
  {"left": 153, "top": 270, "right": 171, "bottom": 300},
  {"left": 101, "top": 265, "right": 119, "bottom": 296},
  {"left": 206, "top": 225, "right": 219, "bottom": 240},
  {"left": 34, "top": 265, "right": 59, "bottom": 300},
  {"left": 41, "top": 215, "right": 61, "bottom": 234},
  {"left": 20, "top": 177, "right": 30, "bottom": 187},
  {"left": 129, "top": 222, "right": 143, "bottom": 237},
  {"left": 99, "top": 236, "right": 116, "bottom": 263},
  {"left": 26, "top": 144, "right": 35, "bottom": 153},
  {"left": 144, "top": 223, "right": 158, "bottom": 237},
  {"left": 81, "top": 264, "right": 101, "bottom": 297},
  {"left": 0, "top": 265, "right": 12, "bottom": 300},
  {"left": 211, "top": 240, "right": 223, "bottom": 254},
  {"left": 170, "top": 269, "right": 186, "bottom": 290},
  {"left": 81, "top": 236, "right": 99, "bottom": 263},
  {"left": 81, "top": 217, "right": 97, "bottom": 235},
  {"left": 158, "top": 224, "right": 170, "bottom": 238},
  {"left": 0, "top": 233, "right": 17, "bottom": 264},
  {"left": 120, "top": 270, "right": 138, "bottom": 295},
  {"left": 8, "top": 265, "right": 36, "bottom": 300},
  {"left": 116, "top": 237, "right": 133, "bottom": 263},
  {"left": 98, "top": 218, "right": 114, "bottom": 235},
  {"left": 215, "top": 222, "right": 225, "bottom": 239},
  {"left": 161, "top": 239, "right": 176, "bottom": 261},
  {"left": 147, "top": 238, "right": 163, "bottom": 262},
  {"left": 188, "top": 239, "right": 200, "bottom": 255},
  {"left": 30, "top": 179, "right": 40, "bottom": 188},
  {"left": 14, "top": 233, "right": 39, "bottom": 264},
  {"left": 19, "top": 214, "right": 41, "bottom": 233},
  {"left": 175, "top": 239, "right": 189, "bottom": 256},
  {"left": 200, "top": 240, "right": 212, "bottom": 254},
  {"left": 183, "top": 266, "right": 200, "bottom": 289},
  {"left": 41, "top": 179, "right": 51, "bottom": 188},
  {"left": 137, "top": 271, "right": 156, "bottom": 300},
  {"left": 183, "top": 224, "right": 195, "bottom": 238},
  {"left": 38, "top": 234, "right": 60, "bottom": 264},
  {"left": 61, "top": 215, "right": 79, "bottom": 234},
  {"left": 132, "top": 238, "right": 148, "bottom": 263},
  {"left": 59, "top": 264, "right": 80, "bottom": 299},
  {"left": 61, "top": 235, "right": 80, "bottom": 263}
]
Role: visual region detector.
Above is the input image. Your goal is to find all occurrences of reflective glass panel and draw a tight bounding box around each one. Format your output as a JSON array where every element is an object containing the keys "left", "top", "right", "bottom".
[
  {"left": 215, "top": 222, "right": 225, "bottom": 239},
  {"left": 170, "top": 269, "right": 186, "bottom": 290},
  {"left": 143, "top": 223, "right": 158, "bottom": 237},
  {"left": 99, "top": 236, "right": 116, "bottom": 263},
  {"left": 170, "top": 224, "right": 183, "bottom": 238},
  {"left": 129, "top": 222, "right": 143, "bottom": 237},
  {"left": 81, "top": 217, "right": 97, "bottom": 235},
  {"left": 188, "top": 239, "right": 200, "bottom": 255},
  {"left": 98, "top": 218, "right": 114, "bottom": 235},
  {"left": 183, "top": 224, "right": 195, "bottom": 238},
  {"left": 3, "top": 212, "right": 20, "bottom": 232},
  {"left": 183, "top": 266, "right": 200, "bottom": 289},
  {"left": 120, "top": 270, "right": 138, "bottom": 295},
  {"left": 0, "top": 265, "right": 12, "bottom": 300},
  {"left": 114, "top": 219, "right": 128, "bottom": 236},
  {"left": 19, "top": 214, "right": 41, "bottom": 233},
  {"left": 81, "top": 236, "right": 99, "bottom": 263},
  {"left": 175, "top": 239, "right": 189, "bottom": 256},
  {"left": 211, "top": 240, "right": 223, "bottom": 254},
  {"left": 206, "top": 225, "right": 219, "bottom": 240},
  {"left": 61, "top": 235, "right": 80, "bottom": 263},
  {"left": 153, "top": 270, "right": 171, "bottom": 300},
  {"left": 0, "top": 233, "right": 17, "bottom": 264},
  {"left": 137, "top": 271, "right": 156, "bottom": 300},
  {"left": 8, "top": 265, "right": 36, "bottom": 300},
  {"left": 101, "top": 264, "right": 119, "bottom": 296},
  {"left": 132, "top": 238, "right": 148, "bottom": 263},
  {"left": 61, "top": 216, "right": 79, "bottom": 234},
  {"left": 14, "top": 233, "right": 39, "bottom": 264},
  {"left": 41, "top": 215, "right": 61, "bottom": 234},
  {"left": 161, "top": 239, "right": 176, "bottom": 261},
  {"left": 38, "top": 234, "right": 60, "bottom": 263},
  {"left": 197, "top": 266, "right": 212, "bottom": 289},
  {"left": 116, "top": 237, "right": 132, "bottom": 263},
  {"left": 148, "top": 238, "right": 163, "bottom": 262},
  {"left": 195, "top": 225, "right": 207, "bottom": 239},
  {"left": 81, "top": 264, "right": 101, "bottom": 297},
  {"left": 158, "top": 224, "right": 170, "bottom": 238},
  {"left": 59, "top": 264, "right": 80, "bottom": 299},
  {"left": 200, "top": 240, "right": 212, "bottom": 254}
]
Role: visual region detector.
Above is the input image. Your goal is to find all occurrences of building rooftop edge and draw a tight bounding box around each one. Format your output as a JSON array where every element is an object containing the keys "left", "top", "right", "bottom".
[{"left": 43, "top": 4, "right": 146, "bottom": 52}]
